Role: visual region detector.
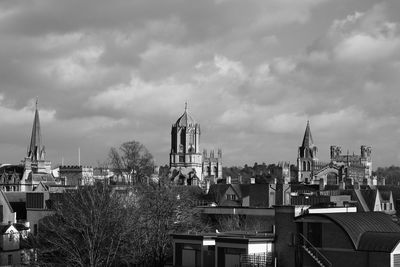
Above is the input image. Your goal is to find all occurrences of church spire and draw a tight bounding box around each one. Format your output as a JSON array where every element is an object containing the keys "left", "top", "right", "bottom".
[
  {"left": 301, "top": 120, "right": 314, "bottom": 148},
  {"left": 27, "top": 98, "right": 44, "bottom": 161}
]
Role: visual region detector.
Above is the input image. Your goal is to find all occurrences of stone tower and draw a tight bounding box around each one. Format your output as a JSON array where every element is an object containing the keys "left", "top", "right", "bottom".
[
  {"left": 21, "top": 100, "right": 52, "bottom": 191},
  {"left": 170, "top": 104, "right": 203, "bottom": 185},
  {"left": 202, "top": 149, "right": 223, "bottom": 183},
  {"left": 360, "top": 145, "right": 372, "bottom": 178},
  {"left": 297, "top": 121, "right": 318, "bottom": 183}
]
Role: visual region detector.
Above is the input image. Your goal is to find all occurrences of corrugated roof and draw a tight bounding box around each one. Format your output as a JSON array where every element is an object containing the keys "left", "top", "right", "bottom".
[
  {"left": 358, "top": 232, "right": 400, "bottom": 252},
  {"left": 296, "top": 212, "right": 400, "bottom": 249}
]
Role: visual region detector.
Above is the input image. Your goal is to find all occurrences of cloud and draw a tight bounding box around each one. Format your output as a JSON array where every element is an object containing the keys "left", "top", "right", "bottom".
[{"left": 1, "top": 0, "right": 400, "bottom": 168}]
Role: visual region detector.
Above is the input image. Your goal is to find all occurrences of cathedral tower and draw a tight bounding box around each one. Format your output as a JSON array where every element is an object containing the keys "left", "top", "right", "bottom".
[
  {"left": 297, "top": 121, "right": 318, "bottom": 183},
  {"left": 21, "top": 100, "right": 52, "bottom": 191},
  {"left": 170, "top": 104, "right": 203, "bottom": 185}
]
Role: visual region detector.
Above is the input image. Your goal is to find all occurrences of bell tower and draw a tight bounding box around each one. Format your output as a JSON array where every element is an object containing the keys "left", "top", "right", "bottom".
[
  {"left": 21, "top": 99, "right": 52, "bottom": 191},
  {"left": 297, "top": 121, "right": 318, "bottom": 183},
  {"left": 170, "top": 103, "right": 203, "bottom": 185}
]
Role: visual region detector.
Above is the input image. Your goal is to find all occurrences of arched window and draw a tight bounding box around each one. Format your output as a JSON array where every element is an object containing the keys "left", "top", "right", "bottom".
[
  {"left": 303, "top": 161, "right": 306, "bottom": 171},
  {"left": 307, "top": 161, "right": 311, "bottom": 171}
]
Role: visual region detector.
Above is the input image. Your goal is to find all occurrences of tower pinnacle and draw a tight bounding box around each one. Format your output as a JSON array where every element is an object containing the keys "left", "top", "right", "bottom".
[
  {"left": 302, "top": 120, "right": 314, "bottom": 148},
  {"left": 27, "top": 99, "right": 44, "bottom": 161}
]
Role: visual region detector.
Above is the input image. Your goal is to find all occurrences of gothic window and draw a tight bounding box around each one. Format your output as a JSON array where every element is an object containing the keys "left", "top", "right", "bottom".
[
  {"left": 303, "top": 161, "right": 306, "bottom": 171},
  {"left": 189, "top": 130, "right": 194, "bottom": 146},
  {"left": 307, "top": 162, "right": 311, "bottom": 171}
]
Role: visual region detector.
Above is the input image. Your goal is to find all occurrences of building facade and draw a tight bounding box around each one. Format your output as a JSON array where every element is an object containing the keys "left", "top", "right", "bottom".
[
  {"left": 297, "top": 121, "right": 372, "bottom": 187},
  {"left": 21, "top": 101, "right": 53, "bottom": 191},
  {"left": 297, "top": 121, "right": 318, "bottom": 183},
  {"left": 202, "top": 149, "right": 222, "bottom": 183}
]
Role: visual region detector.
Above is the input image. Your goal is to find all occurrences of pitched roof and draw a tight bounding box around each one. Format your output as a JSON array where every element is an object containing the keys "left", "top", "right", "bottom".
[
  {"left": 297, "top": 212, "right": 400, "bottom": 249},
  {"left": 239, "top": 184, "right": 269, "bottom": 207},
  {"left": 13, "top": 223, "right": 29, "bottom": 231},
  {"left": 359, "top": 189, "right": 377, "bottom": 211},
  {"left": 0, "top": 224, "right": 14, "bottom": 234},
  {"left": 207, "top": 184, "right": 231, "bottom": 201},
  {"left": 380, "top": 190, "right": 392, "bottom": 202},
  {"left": 0, "top": 190, "right": 14, "bottom": 213},
  {"left": 301, "top": 121, "right": 314, "bottom": 148}
]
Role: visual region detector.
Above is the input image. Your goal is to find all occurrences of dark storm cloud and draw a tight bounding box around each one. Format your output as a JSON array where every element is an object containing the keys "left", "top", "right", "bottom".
[{"left": 0, "top": 0, "right": 399, "bottom": 167}]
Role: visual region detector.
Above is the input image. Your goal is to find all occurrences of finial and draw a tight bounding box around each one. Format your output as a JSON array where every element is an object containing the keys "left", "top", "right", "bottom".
[
  {"left": 185, "top": 102, "right": 188, "bottom": 112},
  {"left": 35, "top": 97, "right": 39, "bottom": 109}
]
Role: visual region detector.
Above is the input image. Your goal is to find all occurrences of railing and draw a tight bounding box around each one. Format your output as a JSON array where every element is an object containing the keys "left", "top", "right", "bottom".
[
  {"left": 240, "top": 252, "right": 274, "bottom": 267},
  {"left": 298, "top": 233, "right": 332, "bottom": 267}
]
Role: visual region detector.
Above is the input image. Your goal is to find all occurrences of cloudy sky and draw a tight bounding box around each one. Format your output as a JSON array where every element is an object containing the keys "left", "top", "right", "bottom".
[{"left": 1, "top": 0, "right": 400, "bottom": 169}]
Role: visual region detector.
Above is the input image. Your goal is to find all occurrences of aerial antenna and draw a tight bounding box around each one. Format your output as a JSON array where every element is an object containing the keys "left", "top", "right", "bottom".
[{"left": 78, "top": 147, "right": 81, "bottom": 166}]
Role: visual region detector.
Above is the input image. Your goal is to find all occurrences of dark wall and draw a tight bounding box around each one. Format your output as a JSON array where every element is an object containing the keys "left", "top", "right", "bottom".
[{"left": 274, "top": 206, "right": 296, "bottom": 267}]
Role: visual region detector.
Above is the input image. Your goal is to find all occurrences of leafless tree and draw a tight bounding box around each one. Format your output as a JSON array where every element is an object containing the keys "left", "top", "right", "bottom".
[
  {"left": 30, "top": 183, "right": 140, "bottom": 267},
  {"left": 134, "top": 182, "right": 209, "bottom": 266},
  {"left": 108, "top": 140, "right": 154, "bottom": 184}
]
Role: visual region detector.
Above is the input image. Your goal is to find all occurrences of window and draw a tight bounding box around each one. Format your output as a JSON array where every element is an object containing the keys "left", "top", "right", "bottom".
[
  {"left": 226, "top": 194, "right": 236, "bottom": 201},
  {"left": 307, "top": 161, "right": 311, "bottom": 171},
  {"left": 302, "top": 161, "right": 306, "bottom": 171},
  {"left": 34, "top": 224, "right": 38, "bottom": 236},
  {"left": 179, "top": 156, "right": 184, "bottom": 163},
  {"left": 7, "top": 255, "right": 12, "bottom": 265}
]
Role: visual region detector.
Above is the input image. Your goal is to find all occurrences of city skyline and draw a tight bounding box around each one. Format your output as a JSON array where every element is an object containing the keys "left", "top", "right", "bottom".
[{"left": 1, "top": 0, "right": 400, "bottom": 168}]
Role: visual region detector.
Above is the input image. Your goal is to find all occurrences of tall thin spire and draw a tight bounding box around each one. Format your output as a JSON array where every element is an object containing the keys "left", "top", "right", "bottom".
[
  {"left": 301, "top": 120, "right": 314, "bottom": 148},
  {"left": 27, "top": 98, "right": 43, "bottom": 161}
]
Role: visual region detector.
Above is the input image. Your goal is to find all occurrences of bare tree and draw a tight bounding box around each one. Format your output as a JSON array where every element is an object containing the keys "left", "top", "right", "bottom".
[
  {"left": 108, "top": 141, "right": 154, "bottom": 184},
  {"left": 30, "top": 183, "right": 140, "bottom": 267},
  {"left": 134, "top": 183, "right": 209, "bottom": 266}
]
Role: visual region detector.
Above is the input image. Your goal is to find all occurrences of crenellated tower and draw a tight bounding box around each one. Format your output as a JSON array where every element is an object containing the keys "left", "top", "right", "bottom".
[
  {"left": 297, "top": 121, "right": 318, "bottom": 183},
  {"left": 202, "top": 148, "right": 222, "bottom": 183}
]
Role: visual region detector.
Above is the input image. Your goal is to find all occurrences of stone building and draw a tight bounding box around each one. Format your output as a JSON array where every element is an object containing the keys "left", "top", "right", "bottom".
[
  {"left": 20, "top": 101, "right": 54, "bottom": 191},
  {"left": 297, "top": 121, "right": 318, "bottom": 183},
  {"left": 58, "top": 165, "right": 94, "bottom": 186},
  {"left": 202, "top": 149, "right": 222, "bottom": 183},
  {"left": 297, "top": 121, "right": 372, "bottom": 187},
  {"left": 0, "top": 101, "right": 54, "bottom": 192},
  {"left": 170, "top": 104, "right": 222, "bottom": 186}
]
